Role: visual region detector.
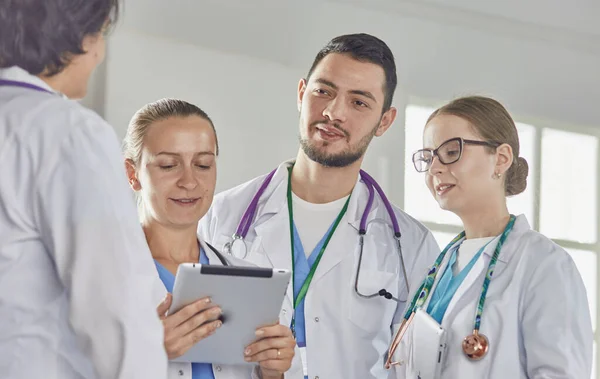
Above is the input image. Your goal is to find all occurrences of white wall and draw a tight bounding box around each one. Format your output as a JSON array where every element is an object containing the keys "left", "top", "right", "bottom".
[
  {"left": 101, "top": 0, "right": 600, "bottom": 202},
  {"left": 105, "top": 31, "right": 302, "bottom": 192},
  {"left": 105, "top": 31, "right": 404, "bottom": 198}
]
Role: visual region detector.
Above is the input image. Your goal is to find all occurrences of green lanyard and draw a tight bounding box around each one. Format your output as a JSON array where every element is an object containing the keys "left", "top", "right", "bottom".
[
  {"left": 403, "top": 215, "right": 516, "bottom": 333},
  {"left": 287, "top": 166, "right": 351, "bottom": 332}
]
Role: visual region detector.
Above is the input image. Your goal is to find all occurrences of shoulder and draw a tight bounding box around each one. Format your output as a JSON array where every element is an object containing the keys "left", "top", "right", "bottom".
[
  {"left": 508, "top": 217, "right": 579, "bottom": 281},
  {"left": 211, "top": 172, "right": 275, "bottom": 211},
  {"left": 515, "top": 227, "right": 574, "bottom": 267},
  {"left": 383, "top": 200, "right": 436, "bottom": 244}
]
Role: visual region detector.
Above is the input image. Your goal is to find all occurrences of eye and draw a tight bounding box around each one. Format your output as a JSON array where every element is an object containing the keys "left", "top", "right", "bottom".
[
  {"left": 353, "top": 100, "right": 368, "bottom": 108},
  {"left": 196, "top": 164, "right": 211, "bottom": 170},
  {"left": 446, "top": 149, "right": 460, "bottom": 157},
  {"left": 314, "top": 88, "right": 329, "bottom": 96},
  {"left": 159, "top": 165, "right": 176, "bottom": 170}
]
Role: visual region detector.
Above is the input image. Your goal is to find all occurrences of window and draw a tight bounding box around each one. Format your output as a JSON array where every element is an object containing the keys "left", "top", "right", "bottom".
[{"left": 404, "top": 104, "right": 599, "bottom": 378}]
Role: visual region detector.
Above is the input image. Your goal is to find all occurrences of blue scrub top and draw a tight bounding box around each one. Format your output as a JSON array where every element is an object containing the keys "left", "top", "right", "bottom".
[
  {"left": 426, "top": 241, "right": 490, "bottom": 324},
  {"left": 291, "top": 221, "right": 336, "bottom": 379},
  {"left": 155, "top": 248, "right": 215, "bottom": 379}
]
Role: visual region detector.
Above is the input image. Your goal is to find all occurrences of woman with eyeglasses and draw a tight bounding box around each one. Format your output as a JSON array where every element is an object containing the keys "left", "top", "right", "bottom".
[{"left": 388, "top": 96, "right": 592, "bottom": 378}]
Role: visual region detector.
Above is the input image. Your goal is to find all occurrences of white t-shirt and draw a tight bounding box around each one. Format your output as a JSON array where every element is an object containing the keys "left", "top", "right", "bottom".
[
  {"left": 291, "top": 192, "right": 349, "bottom": 257},
  {"left": 453, "top": 236, "right": 499, "bottom": 276}
]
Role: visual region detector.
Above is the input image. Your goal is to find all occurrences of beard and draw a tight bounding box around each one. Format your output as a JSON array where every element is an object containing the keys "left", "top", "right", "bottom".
[{"left": 299, "top": 119, "right": 380, "bottom": 168}]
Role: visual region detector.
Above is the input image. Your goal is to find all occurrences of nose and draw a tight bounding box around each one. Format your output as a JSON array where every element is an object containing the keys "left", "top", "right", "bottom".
[
  {"left": 322, "top": 96, "right": 347, "bottom": 124},
  {"left": 428, "top": 155, "right": 446, "bottom": 176},
  {"left": 176, "top": 166, "right": 198, "bottom": 191}
]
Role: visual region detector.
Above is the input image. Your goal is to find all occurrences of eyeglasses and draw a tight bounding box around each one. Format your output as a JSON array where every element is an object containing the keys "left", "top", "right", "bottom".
[{"left": 412, "top": 137, "right": 501, "bottom": 173}]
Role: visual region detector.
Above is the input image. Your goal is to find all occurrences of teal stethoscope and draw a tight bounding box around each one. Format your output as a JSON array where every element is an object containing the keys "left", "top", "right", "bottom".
[
  {"left": 222, "top": 166, "right": 411, "bottom": 302},
  {"left": 385, "top": 215, "right": 516, "bottom": 368}
]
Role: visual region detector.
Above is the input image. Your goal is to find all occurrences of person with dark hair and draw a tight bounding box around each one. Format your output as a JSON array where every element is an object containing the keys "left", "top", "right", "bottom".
[
  {"left": 0, "top": 1, "right": 168, "bottom": 379},
  {"left": 198, "top": 33, "right": 440, "bottom": 379},
  {"left": 388, "top": 96, "right": 592, "bottom": 378},
  {"left": 124, "top": 98, "right": 296, "bottom": 379}
]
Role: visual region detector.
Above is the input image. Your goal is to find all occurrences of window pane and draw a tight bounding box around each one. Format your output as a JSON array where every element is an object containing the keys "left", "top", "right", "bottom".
[
  {"left": 507, "top": 123, "right": 535, "bottom": 222},
  {"left": 540, "top": 130, "right": 598, "bottom": 243},
  {"left": 404, "top": 105, "right": 462, "bottom": 226},
  {"left": 565, "top": 248, "right": 597, "bottom": 331}
]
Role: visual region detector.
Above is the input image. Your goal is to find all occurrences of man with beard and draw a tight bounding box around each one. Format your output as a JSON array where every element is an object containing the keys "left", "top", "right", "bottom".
[{"left": 198, "top": 34, "right": 439, "bottom": 379}]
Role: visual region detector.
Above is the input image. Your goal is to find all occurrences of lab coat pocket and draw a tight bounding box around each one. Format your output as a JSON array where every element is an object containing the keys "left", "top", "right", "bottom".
[{"left": 348, "top": 269, "right": 397, "bottom": 333}]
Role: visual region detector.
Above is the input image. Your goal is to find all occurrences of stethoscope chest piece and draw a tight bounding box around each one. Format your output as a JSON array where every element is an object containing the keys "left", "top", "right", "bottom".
[
  {"left": 462, "top": 331, "right": 489, "bottom": 360},
  {"left": 226, "top": 235, "right": 248, "bottom": 259}
]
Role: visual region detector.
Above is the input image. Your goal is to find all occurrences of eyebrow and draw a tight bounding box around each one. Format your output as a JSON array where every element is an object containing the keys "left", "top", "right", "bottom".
[
  {"left": 314, "top": 78, "right": 377, "bottom": 103},
  {"left": 156, "top": 151, "right": 215, "bottom": 157}
]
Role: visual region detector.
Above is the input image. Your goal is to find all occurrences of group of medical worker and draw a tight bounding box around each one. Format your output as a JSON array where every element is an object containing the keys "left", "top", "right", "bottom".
[{"left": 0, "top": 0, "right": 593, "bottom": 379}]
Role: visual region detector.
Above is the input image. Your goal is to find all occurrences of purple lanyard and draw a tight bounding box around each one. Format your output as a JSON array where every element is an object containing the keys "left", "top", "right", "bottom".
[
  {"left": 0, "top": 79, "right": 53, "bottom": 94},
  {"left": 234, "top": 167, "right": 401, "bottom": 238}
]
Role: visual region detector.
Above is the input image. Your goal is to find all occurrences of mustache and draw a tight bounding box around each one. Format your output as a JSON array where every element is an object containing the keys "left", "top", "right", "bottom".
[{"left": 310, "top": 120, "right": 349, "bottom": 138}]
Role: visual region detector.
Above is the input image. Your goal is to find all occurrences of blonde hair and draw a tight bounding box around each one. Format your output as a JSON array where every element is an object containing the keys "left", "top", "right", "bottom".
[
  {"left": 123, "top": 98, "right": 218, "bottom": 166},
  {"left": 427, "top": 96, "right": 528, "bottom": 196}
]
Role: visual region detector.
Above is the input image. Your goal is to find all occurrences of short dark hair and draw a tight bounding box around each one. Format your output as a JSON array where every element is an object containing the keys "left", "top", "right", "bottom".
[
  {"left": 306, "top": 33, "right": 397, "bottom": 111},
  {"left": 0, "top": 0, "right": 121, "bottom": 76}
]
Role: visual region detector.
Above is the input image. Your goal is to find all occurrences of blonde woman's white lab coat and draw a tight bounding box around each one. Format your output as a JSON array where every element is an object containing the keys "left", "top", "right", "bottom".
[
  {"left": 395, "top": 214, "right": 593, "bottom": 379},
  {"left": 198, "top": 160, "right": 440, "bottom": 379},
  {"left": 151, "top": 239, "right": 264, "bottom": 379},
  {"left": 0, "top": 67, "right": 167, "bottom": 378}
]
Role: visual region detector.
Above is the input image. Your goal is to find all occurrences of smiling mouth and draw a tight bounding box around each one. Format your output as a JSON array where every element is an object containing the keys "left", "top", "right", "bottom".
[
  {"left": 435, "top": 184, "right": 455, "bottom": 196},
  {"left": 170, "top": 198, "right": 200, "bottom": 205},
  {"left": 316, "top": 124, "right": 346, "bottom": 138}
]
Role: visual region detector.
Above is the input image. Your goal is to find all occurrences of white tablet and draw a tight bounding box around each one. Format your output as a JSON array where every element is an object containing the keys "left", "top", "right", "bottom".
[
  {"left": 412, "top": 308, "right": 447, "bottom": 379},
  {"left": 168, "top": 263, "right": 291, "bottom": 365}
]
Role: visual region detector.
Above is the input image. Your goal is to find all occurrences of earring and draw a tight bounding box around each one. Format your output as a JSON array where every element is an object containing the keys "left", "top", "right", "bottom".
[{"left": 493, "top": 172, "right": 502, "bottom": 179}]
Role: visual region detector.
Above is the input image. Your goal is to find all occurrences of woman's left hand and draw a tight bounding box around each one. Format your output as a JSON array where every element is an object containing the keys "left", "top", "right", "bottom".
[{"left": 244, "top": 322, "right": 296, "bottom": 379}]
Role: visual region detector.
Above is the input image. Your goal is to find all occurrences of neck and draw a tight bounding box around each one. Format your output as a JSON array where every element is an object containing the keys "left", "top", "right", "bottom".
[
  {"left": 142, "top": 220, "right": 200, "bottom": 264},
  {"left": 459, "top": 199, "right": 510, "bottom": 239},
  {"left": 291, "top": 150, "right": 361, "bottom": 203},
  {"left": 37, "top": 66, "right": 81, "bottom": 99}
]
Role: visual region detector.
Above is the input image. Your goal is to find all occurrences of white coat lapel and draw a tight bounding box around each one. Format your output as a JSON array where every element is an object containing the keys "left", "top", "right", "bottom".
[
  {"left": 200, "top": 239, "right": 227, "bottom": 266},
  {"left": 254, "top": 210, "right": 293, "bottom": 308},
  {"left": 309, "top": 177, "right": 367, "bottom": 285},
  {"left": 251, "top": 172, "right": 294, "bottom": 315},
  {"left": 441, "top": 241, "right": 494, "bottom": 324}
]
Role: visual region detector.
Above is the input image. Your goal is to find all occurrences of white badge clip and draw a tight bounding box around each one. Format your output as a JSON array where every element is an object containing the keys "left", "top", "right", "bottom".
[{"left": 299, "top": 346, "right": 308, "bottom": 376}]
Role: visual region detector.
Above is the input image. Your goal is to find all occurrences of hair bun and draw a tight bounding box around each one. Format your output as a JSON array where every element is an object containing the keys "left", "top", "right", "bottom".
[{"left": 506, "top": 157, "right": 529, "bottom": 196}]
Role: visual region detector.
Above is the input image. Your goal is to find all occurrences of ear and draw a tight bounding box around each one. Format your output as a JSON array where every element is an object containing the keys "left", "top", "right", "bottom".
[
  {"left": 494, "top": 143, "right": 513, "bottom": 176},
  {"left": 374, "top": 106, "right": 398, "bottom": 137},
  {"left": 125, "top": 159, "right": 142, "bottom": 191},
  {"left": 297, "top": 78, "right": 307, "bottom": 112}
]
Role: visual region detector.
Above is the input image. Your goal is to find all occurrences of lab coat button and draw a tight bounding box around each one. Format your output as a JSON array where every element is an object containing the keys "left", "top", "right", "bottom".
[
  {"left": 216, "top": 366, "right": 222, "bottom": 372},
  {"left": 178, "top": 370, "right": 184, "bottom": 376},
  {"left": 314, "top": 317, "right": 319, "bottom": 322},
  {"left": 282, "top": 309, "right": 287, "bottom": 314}
]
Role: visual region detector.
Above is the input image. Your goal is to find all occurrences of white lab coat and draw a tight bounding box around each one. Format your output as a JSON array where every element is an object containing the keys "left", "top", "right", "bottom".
[
  {"left": 0, "top": 67, "right": 167, "bottom": 378},
  {"left": 198, "top": 160, "right": 440, "bottom": 379},
  {"left": 395, "top": 214, "right": 593, "bottom": 379},
  {"left": 150, "top": 239, "right": 263, "bottom": 379}
]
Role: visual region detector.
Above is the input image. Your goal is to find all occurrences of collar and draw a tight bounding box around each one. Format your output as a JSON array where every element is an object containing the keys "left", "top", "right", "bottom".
[
  {"left": 0, "top": 66, "right": 66, "bottom": 98},
  {"left": 442, "top": 214, "right": 530, "bottom": 264}
]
